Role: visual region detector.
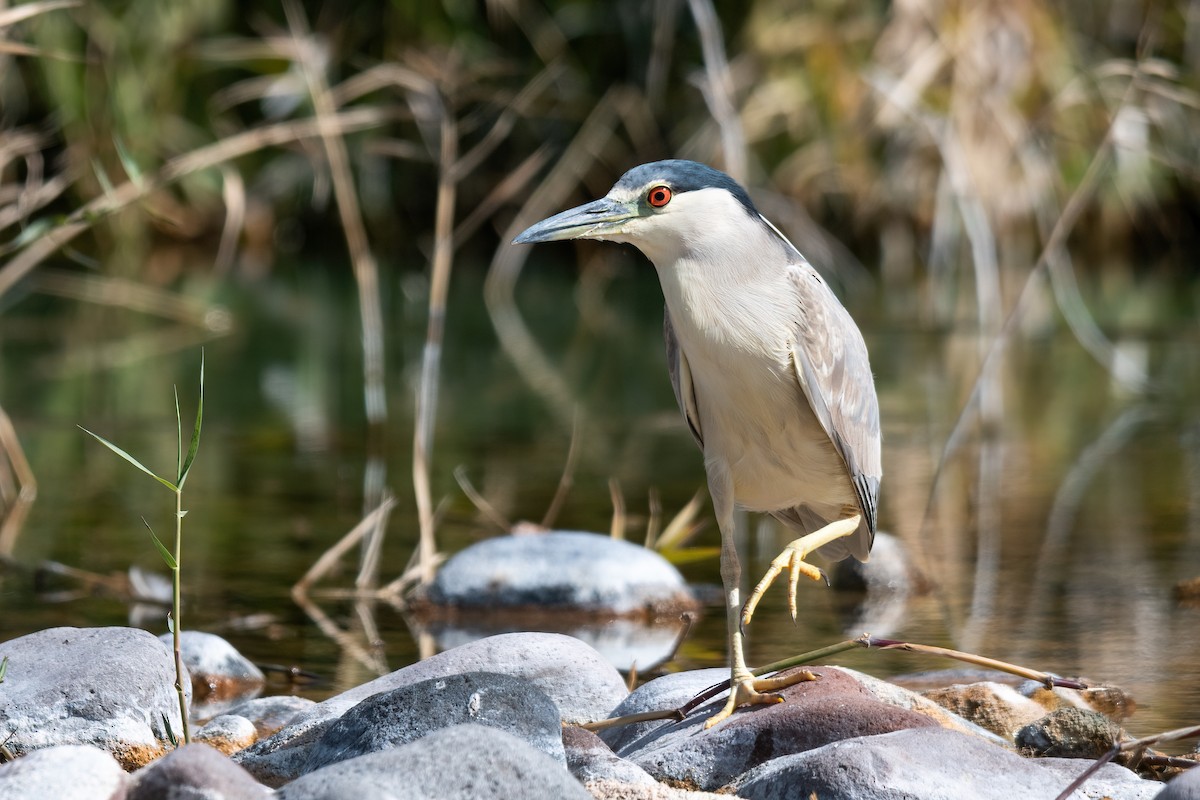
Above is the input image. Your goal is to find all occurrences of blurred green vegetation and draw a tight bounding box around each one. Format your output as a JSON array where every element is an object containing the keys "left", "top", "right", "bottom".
[{"left": 2, "top": 0, "right": 1198, "bottom": 297}]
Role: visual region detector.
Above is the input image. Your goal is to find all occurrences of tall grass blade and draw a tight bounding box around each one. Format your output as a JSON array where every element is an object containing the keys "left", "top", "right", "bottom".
[
  {"left": 174, "top": 386, "right": 183, "bottom": 482},
  {"left": 142, "top": 517, "right": 177, "bottom": 570},
  {"left": 177, "top": 352, "right": 204, "bottom": 488},
  {"left": 78, "top": 425, "right": 178, "bottom": 492}
]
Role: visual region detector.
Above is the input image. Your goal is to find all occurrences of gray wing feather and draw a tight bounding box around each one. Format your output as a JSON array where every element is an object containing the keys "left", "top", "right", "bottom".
[
  {"left": 664, "top": 311, "right": 704, "bottom": 450},
  {"left": 773, "top": 223, "right": 881, "bottom": 561}
]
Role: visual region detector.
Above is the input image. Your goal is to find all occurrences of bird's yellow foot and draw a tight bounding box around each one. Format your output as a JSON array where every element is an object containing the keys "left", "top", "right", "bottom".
[
  {"left": 703, "top": 668, "right": 819, "bottom": 728},
  {"left": 742, "top": 515, "right": 862, "bottom": 628}
]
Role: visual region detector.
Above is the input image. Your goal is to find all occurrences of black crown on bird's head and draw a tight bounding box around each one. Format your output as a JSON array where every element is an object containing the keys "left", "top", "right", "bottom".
[{"left": 615, "top": 160, "right": 759, "bottom": 217}]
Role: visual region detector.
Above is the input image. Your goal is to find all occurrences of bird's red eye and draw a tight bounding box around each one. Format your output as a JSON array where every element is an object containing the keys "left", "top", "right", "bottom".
[{"left": 647, "top": 186, "right": 672, "bottom": 208}]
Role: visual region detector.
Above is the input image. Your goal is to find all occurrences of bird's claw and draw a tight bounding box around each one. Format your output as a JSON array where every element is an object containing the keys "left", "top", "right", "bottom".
[
  {"left": 741, "top": 541, "right": 824, "bottom": 628},
  {"left": 702, "top": 669, "right": 819, "bottom": 729},
  {"left": 740, "top": 516, "right": 861, "bottom": 629}
]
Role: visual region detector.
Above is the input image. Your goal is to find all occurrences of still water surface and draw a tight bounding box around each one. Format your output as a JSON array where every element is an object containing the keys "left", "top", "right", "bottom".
[{"left": 2, "top": 257, "right": 1198, "bottom": 744}]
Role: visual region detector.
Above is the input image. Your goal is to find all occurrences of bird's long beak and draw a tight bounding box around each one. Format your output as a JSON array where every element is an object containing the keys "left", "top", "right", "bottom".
[{"left": 513, "top": 196, "right": 638, "bottom": 244}]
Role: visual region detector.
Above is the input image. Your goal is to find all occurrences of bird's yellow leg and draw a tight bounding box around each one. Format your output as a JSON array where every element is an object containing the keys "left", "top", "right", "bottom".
[
  {"left": 703, "top": 500, "right": 821, "bottom": 728},
  {"left": 702, "top": 462, "right": 823, "bottom": 728},
  {"left": 741, "top": 514, "right": 862, "bottom": 628}
]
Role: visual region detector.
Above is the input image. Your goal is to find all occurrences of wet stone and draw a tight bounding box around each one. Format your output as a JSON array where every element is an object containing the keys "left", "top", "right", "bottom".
[
  {"left": 923, "top": 681, "right": 1050, "bottom": 739},
  {"left": 234, "top": 632, "right": 626, "bottom": 786},
  {"left": 0, "top": 745, "right": 128, "bottom": 800},
  {"left": 610, "top": 666, "right": 939, "bottom": 791},
  {"left": 159, "top": 631, "right": 265, "bottom": 703},
  {"left": 732, "top": 727, "right": 1068, "bottom": 800},
  {"left": 1156, "top": 763, "right": 1200, "bottom": 800},
  {"left": 1016, "top": 707, "right": 1123, "bottom": 760},
  {"left": 195, "top": 713, "right": 260, "bottom": 756},
  {"left": 0, "top": 626, "right": 188, "bottom": 769},
  {"left": 426, "top": 531, "right": 697, "bottom": 616},
  {"left": 224, "top": 695, "right": 317, "bottom": 740},
  {"left": 126, "top": 742, "right": 270, "bottom": 800},
  {"left": 563, "top": 725, "right": 659, "bottom": 788},
  {"left": 275, "top": 723, "right": 592, "bottom": 800},
  {"left": 303, "top": 671, "right": 565, "bottom": 772}
]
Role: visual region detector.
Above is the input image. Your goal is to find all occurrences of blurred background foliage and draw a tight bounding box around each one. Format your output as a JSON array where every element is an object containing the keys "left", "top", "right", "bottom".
[{"left": 2, "top": 0, "right": 1197, "bottom": 298}]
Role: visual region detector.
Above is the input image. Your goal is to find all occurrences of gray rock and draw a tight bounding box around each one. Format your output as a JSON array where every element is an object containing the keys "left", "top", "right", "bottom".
[
  {"left": 1017, "top": 707, "right": 1122, "bottom": 759},
  {"left": 276, "top": 723, "right": 592, "bottom": 800},
  {"left": 127, "top": 743, "right": 270, "bottom": 800},
  {"left": 195, "top": 714, "right": 259, "bottom": 756},
  {"left": 833, "top": 666, "right": 1009, "bottom": 744},
  {"left": 1037, "top": 757, "right": 1163, "bottom": 800},
  {"left": 923, "top": 680, "right": 1051, "bottom": 738},
  {"left": 0, "top": 627, "right": 188, "bottom": 768},
  {"left": 235, "top": 632, "right": 625, "bottom": 785},
  {"left": 563, "top": 725, "right": 658, "bottom": 787},
  {"left": 733, "top": 726, "right": 1062, "bottom": 799},
  {"left": 1156, "top": 764, "right": 1200, "bottom": 799},
  {"left": 612, "top": 667, "right": 939, "bottom": 790},
  {"left": 304, "top": 671, "right": 564, "bottom": 772},
  {"left": 599, "top": 668, "right": 727, "bottom": 755},
  {"left": 225, "top": 696, "right": 316, "bottom": 739},
  {"left": 428, "top": 616, "right": 688, "bottom": 673},
  {"left": 427, "top": 531, "right": 697, "bottom": 615},
  {"left": 158, "top": 631, "right": 265, "bottom": 703},
  {"left": 584, "top": 779, "right": 732, "bottom": 799},
  {"left": 0, "top": 745, "right": 128, "bottom": 800}
]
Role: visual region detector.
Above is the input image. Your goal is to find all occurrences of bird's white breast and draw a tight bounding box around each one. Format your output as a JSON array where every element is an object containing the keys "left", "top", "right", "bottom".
[{"left": 641, "top": 194, "right": 857, "bottom": 518}]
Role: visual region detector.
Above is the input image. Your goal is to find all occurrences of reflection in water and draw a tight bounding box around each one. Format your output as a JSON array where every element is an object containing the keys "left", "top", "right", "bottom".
[{"left": 0, "top": 264, "right": 1197, "bottom": 743}]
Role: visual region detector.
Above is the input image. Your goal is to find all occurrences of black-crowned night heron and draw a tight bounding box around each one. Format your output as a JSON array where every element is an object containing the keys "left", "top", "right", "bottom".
[{"left": 515, "top": 160, "right": 880, "bottom": 727}]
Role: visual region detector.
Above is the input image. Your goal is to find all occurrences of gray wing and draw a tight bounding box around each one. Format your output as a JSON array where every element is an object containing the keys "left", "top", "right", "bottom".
[
  {"left": 664, "top": 310, "right": 703, "bottom": 451},
  {"left": 782, "top": 256, "right": 881, "bottom": 561}
]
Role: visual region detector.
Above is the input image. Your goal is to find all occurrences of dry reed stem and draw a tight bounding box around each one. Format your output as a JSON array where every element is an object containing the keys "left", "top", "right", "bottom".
[
  {"left": 539, "top": 411, "right": 582, "bottom": 530},
  {"left": 483, "top": 89, "right": 627, "bottom": 427},
  {"left": 292, "top": 495, "right": 396, "bottom": 597},
  {"left": 453, "top": 465, "right": 512, "bottom": 532},
  {"left": 285, "top": 2, "right": 387, "bottom": 430},
  {"left": 608, "top": 478, "right": 626, "bottom": 541},
  {"left": 212, "top": 165, "right": 245, "bottom": 276},
  {"left": 0, "top": 405, "right": 36, "bottom": 557},
  {"left": 0, "top": 107, "right": 393, "bottom": 298},
  {"left": 686, "top": 0, "right": 746, "bottom": 182},
  {"left": 411, "top": 108, "right": 458, "bottom": 589},
  {"left": 31, "top": 269, "right": 225, "bottom": 329}
]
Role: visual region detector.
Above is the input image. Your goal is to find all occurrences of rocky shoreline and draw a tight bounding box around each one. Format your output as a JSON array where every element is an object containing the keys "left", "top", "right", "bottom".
[{"left": 1, "top": 625, "right": 1197, "bottom": 799}]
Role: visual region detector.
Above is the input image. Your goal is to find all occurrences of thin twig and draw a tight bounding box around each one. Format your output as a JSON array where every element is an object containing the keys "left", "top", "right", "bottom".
[
  {"left": 540, "top": 412, "right": 582, "bottom": 529},
  {"left": 453, "top": 465, "right": 512, "bottom": 532},
  {"left": 1054, "top": 724, "right": 1200, "bottom": 800},
  {"left": 292, "top": 496, "right": 397, "bottom": 597},
  {"left": 608, "top": 478, "right": 626, "bottom": 541}
]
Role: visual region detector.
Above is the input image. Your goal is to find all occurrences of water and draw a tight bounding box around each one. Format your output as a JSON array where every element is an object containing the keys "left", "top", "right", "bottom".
[{"left": 1, "top": 257, "right": 1198, "bottom": 744}]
